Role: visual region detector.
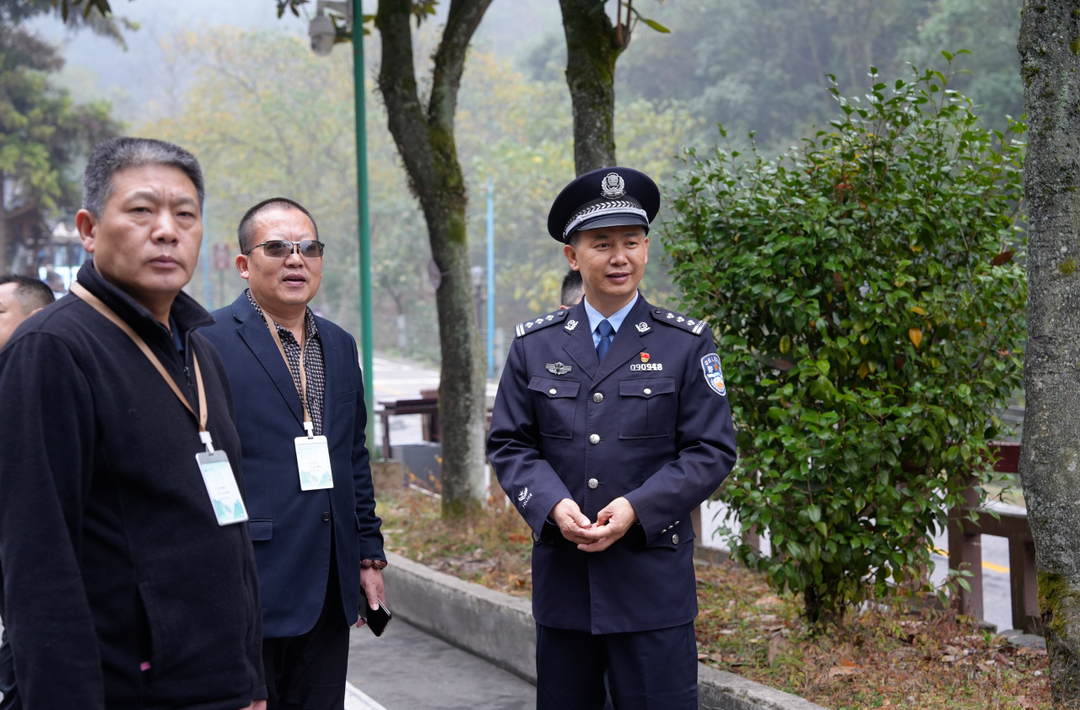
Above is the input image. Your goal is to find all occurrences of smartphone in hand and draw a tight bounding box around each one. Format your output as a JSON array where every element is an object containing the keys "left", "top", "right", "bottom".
[{"left": 359, "top": 599, "right": 392, "bottom": 637}]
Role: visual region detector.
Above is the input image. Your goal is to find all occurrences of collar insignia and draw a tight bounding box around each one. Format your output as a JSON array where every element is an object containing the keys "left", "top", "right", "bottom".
[
  {"left": 600, "top": 172, "right": 626, "bottom": 199},
  {"left": 635, "top": 321, "right": 651, "bottom": 334},
  {"left": 565, "top": 319, "right": 579, "bottom": 332},
  {"left": 546, "top": 362, "right": 573, "bottom": 376}
]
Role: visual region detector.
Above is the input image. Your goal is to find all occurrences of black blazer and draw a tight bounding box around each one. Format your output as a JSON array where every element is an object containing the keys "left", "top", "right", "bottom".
[{"left": 201, "top": 292, "right": 384, "bottom": 638}]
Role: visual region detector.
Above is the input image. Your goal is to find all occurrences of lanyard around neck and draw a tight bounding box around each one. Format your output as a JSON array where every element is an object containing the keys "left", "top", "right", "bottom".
[
  {"left": 259, "top": 308, "right": 314, "bottom": 437},
  {"left": 70, "top": 282, "right": 212, "bottom": 450}
]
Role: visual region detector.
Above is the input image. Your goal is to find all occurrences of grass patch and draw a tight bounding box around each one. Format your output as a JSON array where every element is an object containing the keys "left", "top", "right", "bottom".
[{"left": 379, "top": 488, "right": 1049, "bottom": 709}]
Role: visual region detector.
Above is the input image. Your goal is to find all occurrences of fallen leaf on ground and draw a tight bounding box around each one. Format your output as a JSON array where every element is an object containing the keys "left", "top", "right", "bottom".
[
  {"left": 767, "top": 633, "right": 787, "bottom": 666},
  {"left": 754, "top": 594, "right": 784, "bottom": 608},
  {"left": 828, "top": 666, "right": 861, "bottom": 679}
]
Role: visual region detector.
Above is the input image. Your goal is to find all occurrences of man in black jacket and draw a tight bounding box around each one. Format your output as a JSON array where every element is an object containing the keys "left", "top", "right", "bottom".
[{"left": 0, "top": 137, "right": 266, "bottom": 710}]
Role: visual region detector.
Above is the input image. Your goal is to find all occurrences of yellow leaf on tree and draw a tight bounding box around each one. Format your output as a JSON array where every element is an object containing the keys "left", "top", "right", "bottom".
[
  {"left": 859, "top": 334, "right": 869, "bottom": 345},
  {"left": 858, "top": 362, "right": 870, "bottom": 379},
  {"left": 909, "top": 328, "right": 923, "bottom": 348},
  {"left": 909, "top": 306, "right": 926, "bottom": 316},
  {"left": 779, "top": 335, "right": 791, "bottom": 354}
]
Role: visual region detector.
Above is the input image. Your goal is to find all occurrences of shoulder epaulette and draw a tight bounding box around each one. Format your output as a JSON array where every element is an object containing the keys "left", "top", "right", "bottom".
[
  {"left": 515, "top": 309, "right": 570, "bottom": 338},
  {"left": 649, "top": 307, "right": 708, "bottom": 335}
]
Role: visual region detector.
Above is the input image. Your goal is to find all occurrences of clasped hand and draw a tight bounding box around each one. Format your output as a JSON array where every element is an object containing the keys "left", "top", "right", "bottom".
[{"left": 551, "top": 497, "right": 637, "bottom": 552}]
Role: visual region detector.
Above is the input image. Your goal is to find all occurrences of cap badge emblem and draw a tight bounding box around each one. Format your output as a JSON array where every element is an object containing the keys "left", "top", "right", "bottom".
[
  {"left": 600, "top": 172, "right": 626, "bottom": 199},
  {"left": 640, "top": 352, "right": 650, "bottom": 363},
  {"left": 546, "top": 362, "right": 573, "bottom": 376}
]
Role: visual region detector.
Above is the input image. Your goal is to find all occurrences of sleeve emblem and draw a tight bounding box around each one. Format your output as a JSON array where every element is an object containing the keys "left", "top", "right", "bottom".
[{"left": 701, "top": 353, "right": 727, "bottom": 397}]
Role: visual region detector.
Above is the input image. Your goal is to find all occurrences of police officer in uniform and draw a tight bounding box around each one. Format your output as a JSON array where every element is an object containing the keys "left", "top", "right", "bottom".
[{"left": 487, "top": 167, "right": 737, "bottom": 709}]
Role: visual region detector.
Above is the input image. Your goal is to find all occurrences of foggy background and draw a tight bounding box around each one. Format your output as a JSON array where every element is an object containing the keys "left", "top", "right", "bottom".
[{"left": 19, "top": 0, "right": 1022, "bottom": 366}]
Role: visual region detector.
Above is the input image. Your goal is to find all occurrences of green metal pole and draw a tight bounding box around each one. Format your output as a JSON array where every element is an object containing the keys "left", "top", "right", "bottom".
[{"left": 353, "top": 0, "right": 376, "bottom": 456}]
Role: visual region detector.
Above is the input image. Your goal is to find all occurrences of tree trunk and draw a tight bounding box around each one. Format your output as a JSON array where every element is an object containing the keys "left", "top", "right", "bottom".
[
  {"left": 0, "top": 171, "right": 8, "bottom": 273},
  {"left": 1018, "top": 1, "right": 1080, "bottom": 701},
  {"left": 559, "top": 0, "right": 625, "bottom": 175},
  {"left": 375, "top": 0, "right": 492, "bottom": 518}
]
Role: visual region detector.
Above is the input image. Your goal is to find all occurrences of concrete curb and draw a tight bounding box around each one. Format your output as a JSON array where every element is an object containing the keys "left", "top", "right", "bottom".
[{"left": 382, "top": 551, "right": 828, "bottom": 710}]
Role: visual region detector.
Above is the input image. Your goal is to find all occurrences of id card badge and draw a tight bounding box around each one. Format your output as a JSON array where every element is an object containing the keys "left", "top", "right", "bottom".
[
  {"left": 295, "top": 435, "right": 334, "bottom": 491},
  {"left": 195, "top": 450, "right": 249, "bottom": 526}
]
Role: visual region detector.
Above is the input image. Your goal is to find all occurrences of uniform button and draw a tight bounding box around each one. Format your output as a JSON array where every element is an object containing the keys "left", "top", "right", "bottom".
[
  {"left": 549, "top": 388, "right": 557, "bottom": 395},
  {"left": 322, "top": 511, "right": 331, "bottom": 522},
  {"left": 593, "top": 392, "right": 604, "bottom": 403},
  {"left": 588, "top": 478, "right": 599, "bottom": 489},
  {"left": 671, "top": 533, "right": 680, "bottom": 544},
  {"left": 589, "top": 434, "right": 600, "bottom": 445},
  {"left": 644, "top": 388, "right": 652, "bottom": 395}
]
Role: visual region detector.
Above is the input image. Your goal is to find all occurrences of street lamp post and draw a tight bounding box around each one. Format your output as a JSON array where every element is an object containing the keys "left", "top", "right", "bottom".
[{"left": 309, "top": 0, "right": 377, "bottom": 455}]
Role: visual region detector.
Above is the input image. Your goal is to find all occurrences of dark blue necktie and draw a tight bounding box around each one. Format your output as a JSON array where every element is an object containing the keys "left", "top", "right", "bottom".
[{"left": 596, "top": 319, "right": 614, "bottom": 364}]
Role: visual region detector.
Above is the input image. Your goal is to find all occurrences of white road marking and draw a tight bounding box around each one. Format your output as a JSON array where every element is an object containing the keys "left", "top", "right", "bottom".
[{"left": 345, "top": 681, "right": 388, "bottom": 710}]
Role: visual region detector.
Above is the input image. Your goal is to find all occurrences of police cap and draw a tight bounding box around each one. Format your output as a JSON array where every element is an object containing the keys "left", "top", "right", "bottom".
[{"left": 547, "top": 166, "right": 660, "bottom": 243}]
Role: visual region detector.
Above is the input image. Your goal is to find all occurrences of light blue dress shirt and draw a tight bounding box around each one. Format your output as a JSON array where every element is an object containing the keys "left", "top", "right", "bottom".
[{"left": 583, "top": 292, "right": 640, "bottom": 349}]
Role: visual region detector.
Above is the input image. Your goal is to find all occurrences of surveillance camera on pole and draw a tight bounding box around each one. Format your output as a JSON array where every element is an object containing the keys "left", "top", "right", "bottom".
[{"left": 308, "top": 0, "right": 351, "bottom": 57}]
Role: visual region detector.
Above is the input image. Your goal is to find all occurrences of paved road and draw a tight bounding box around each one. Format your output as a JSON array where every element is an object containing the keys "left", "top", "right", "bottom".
[
  {"left": 371, "top": 355, "right": 498, "bottom": 453},
  {"left": 345, "top": 621, "right": 535, "bottom": 710}
]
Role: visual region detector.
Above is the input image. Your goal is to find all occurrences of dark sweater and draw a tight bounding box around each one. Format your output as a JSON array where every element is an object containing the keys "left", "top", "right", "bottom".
[{"left": 0, "top": 262, "right": 265, "bottom": 709}]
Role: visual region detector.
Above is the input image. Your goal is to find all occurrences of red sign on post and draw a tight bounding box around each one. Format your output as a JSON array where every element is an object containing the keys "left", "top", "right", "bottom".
[{"left": 213, "top": 243, "right": 231, "bottom": 271}]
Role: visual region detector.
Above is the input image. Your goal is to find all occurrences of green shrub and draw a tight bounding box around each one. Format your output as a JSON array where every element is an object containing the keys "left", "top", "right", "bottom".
[{"left": 663, "top": 56, "right": 1026, "bottom": 624}]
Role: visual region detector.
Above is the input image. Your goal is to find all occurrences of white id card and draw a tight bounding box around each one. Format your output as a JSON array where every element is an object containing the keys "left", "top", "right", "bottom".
[
  {"left": 295, "top": 435, "right": 334, "bottom": 490},
  {"left": 195, "top": 450, "right": 249, "bottom": 526}
]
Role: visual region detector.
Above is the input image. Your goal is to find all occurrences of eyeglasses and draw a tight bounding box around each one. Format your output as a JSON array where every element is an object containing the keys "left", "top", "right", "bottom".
[{"left": 246, "top": 239, "right": 325, "bottom": 258}]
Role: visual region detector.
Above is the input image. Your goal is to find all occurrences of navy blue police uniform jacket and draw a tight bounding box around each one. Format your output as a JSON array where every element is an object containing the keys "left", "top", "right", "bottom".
[
  {"left": 487, "top": 295, "right": 737, "bottom": 635},
  {"left": 201, "top": 293, "right": 385, "bottom": 640}
]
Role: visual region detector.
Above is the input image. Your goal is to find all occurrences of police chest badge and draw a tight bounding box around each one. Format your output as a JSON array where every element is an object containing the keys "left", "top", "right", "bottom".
[
  {"left": 546, "top": 362, "right": 572, "bottom": 376},
  {"left": 701, "top": 353, "right": 727, "bottom": 396}
]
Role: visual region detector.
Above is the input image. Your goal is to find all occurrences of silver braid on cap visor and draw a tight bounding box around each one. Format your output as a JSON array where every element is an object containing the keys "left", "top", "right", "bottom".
[{"left": 563, "top": 200, "right": 647, "bottom": 240}]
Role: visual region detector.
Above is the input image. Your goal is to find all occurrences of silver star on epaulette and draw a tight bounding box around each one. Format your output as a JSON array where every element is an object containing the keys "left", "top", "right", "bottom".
[
  {"left": 546, "top": 314, "right": 554, "bottom": 321},
  {"left": 666, "top": 313, "right": 675, "bottom": 319}
]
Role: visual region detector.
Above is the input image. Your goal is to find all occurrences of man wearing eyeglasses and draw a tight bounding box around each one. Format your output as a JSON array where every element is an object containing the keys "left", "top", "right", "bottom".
[{"left": 200, "top": 197, "right": 386, "bottom": 710}]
